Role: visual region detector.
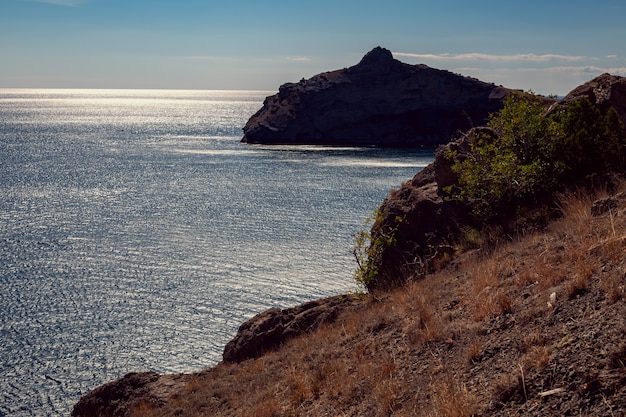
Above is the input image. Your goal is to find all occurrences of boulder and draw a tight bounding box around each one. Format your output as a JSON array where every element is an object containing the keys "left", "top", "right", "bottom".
[
  {"left": 72, "top": 372, "right": 189, "bottom": 417},
  {"left": 241, "top": 47, "right": 514, "bottom": 147},
  {"left": 366, "top": 145, "right": 471, "bottom": 290},
  {"left": 552, "top": 73, "right": 626, "bottom": 125},
  {"left": 72, "top": 372, "right": 160, "bottom": 417},
  {"left": 223, "top": 294, "right": 362, "bottom": 363}
]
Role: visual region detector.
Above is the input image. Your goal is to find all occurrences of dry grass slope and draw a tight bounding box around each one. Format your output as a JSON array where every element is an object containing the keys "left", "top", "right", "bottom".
[{"left": 129, "top": 185, "right": 626, "bottom": 417}]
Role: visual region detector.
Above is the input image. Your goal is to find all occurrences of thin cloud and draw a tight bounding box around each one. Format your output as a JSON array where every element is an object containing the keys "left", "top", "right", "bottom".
[
  {"left": 532, "top": 65, "right": 626, "bottom": 76},
  {"left": 519, "top": 66, "right": 625, "bottom": 75},
  {"left": 22, "top": 0, "right": 88, "bottom": 5},
  {"left": 182, "top": 55, "right": 312, "bottom": 63},
  {"left": 394, "top": 52, "right": 590, "bottom": 62},
  {"left": 183, "top": 55, "right": 229, "bottom": 61},
  {"left": 179, "top": 54, "right": 311, "bottom": 62},
  {"left": 456, "top": 65, "right": 626, "bottom": 76}
]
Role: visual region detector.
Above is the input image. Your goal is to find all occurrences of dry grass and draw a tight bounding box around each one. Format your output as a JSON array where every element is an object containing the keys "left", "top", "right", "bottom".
[
  {"left": 428, "top": 375, "right": 480, "bottom": 417},
  {"left": 115, "top": 184, "right": 626, "bottom": 417},
  {"left": 129, "top": 400, "right": 158, "bottom": 417},
  {"left": 465, "top": 334, "right": 483, "bottom": 365},
  {"left": 394, "top": 283, "right": 446, "bottom": 345},
  {"left": 522, "top": 345, "right": 551, "bottom": 372},
  {"left": 602, "top": 267, "right": 626, "bottom": 303}
]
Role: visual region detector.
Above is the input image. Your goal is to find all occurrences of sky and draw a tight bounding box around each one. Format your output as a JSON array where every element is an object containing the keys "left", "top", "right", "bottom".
[{"left": 1, "top": 0, "right": 625, "bottom": 95}]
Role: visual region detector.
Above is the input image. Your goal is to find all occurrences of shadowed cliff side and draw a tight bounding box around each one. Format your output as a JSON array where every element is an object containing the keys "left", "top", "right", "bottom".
[{"left": 242, "top": 47, "right": 513, "bottom": 147}]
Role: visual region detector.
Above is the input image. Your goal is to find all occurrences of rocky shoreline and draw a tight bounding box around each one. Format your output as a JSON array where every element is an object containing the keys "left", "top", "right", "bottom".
[{"left": 72, "top": 51, "right": 626, "bottom": 416}]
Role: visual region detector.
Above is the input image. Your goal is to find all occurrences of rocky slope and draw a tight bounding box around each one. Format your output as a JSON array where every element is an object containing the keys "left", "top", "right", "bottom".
[
  {"left": 72, "top": 188, "right": 626, "bottom": 416},
  {"left": 242, "top": 47, "right": 513, "bottom": 147}
]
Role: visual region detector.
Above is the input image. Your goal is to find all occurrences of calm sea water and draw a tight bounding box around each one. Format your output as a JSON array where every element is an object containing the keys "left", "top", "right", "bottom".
[{"left": 0, "top": 89, "right": 433, "bottom": 416}]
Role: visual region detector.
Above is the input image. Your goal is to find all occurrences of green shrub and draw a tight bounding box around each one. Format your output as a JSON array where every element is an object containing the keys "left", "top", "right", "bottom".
[
  {"left": 352, "top": 209, "right": 405, "bottom": 289},
  {"left": 444, "top": 92, "right": 626, "bottom": 221},
  {"left": 550, "top": 99, "right": 626, "bottom": 181}
]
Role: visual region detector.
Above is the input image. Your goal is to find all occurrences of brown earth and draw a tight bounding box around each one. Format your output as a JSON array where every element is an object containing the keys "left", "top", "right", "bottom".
[{"left": 73, "top": 186, "right": 626, "bottom": 417}]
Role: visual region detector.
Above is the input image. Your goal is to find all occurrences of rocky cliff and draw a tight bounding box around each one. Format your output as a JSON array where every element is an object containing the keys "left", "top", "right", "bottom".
[{"left": 242, "top": 47, "right": 513, "bottom": 147}]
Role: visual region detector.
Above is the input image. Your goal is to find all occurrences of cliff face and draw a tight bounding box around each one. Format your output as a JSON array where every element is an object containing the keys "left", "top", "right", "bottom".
[
  {"left": 364, "top": 143, "right": 473, "bottom": 290},
  {"left": 242, "top": 47, "right": 513, "bottom": 147}
]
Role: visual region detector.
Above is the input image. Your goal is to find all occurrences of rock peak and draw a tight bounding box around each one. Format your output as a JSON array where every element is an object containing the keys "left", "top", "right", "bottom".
[
  {"left": 348, "top": 46, "right": 405, "bottom": 75},
  {"left": 556, "top": 73, "right": 626, "bottom": 125},
  {"left": 354, "top": 46, "right": 395, "bottom": 70}
]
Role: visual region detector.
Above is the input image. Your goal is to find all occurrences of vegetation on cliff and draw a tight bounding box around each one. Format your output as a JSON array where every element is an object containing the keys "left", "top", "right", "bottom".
[
  {"left": 444, "top": 93, "right": 626, "bottom": 221},
  {"left": 360, "top": 86, "right": 626, "bottom": 293}
]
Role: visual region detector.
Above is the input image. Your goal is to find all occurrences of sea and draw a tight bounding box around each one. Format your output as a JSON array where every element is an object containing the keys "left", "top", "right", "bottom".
[{"left": 0, "top": 89, "right": 434, "bottom": 416}]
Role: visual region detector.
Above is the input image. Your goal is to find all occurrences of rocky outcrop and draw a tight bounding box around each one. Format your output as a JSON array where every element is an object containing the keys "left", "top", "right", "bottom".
[
  {"left": 366, "top": 139, "right": 473, "bottom": 290},
  {"left": 223, "top": 294, "right": 362, "bottom": 363},
  {"left": 72, "top": 296, "right": 363, "bottom": 416},
  {"left": 242, "top": 47, "right": 514, "bottom": 147},
  {"left": 72, "top": 372, "right": 189, "bottom": 417},
  {"left": 552, "top": 73, "right": 626, "bottom": 125}
]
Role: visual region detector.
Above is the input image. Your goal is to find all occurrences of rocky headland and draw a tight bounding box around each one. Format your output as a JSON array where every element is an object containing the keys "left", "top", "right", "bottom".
[
  {"left": 242, "top": 47, "right": 513, "bottom": 147},
  {"left": 72, "top": 59, "right": 626, "bottom": 416}
]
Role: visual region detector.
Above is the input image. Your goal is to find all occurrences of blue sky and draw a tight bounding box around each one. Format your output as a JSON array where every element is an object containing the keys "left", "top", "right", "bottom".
[{"left": 1, "top": 0, "right": 625, "bottom": 95}]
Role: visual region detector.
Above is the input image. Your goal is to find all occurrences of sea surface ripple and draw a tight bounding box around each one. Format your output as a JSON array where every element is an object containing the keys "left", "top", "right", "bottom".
[{"left": 0, "top": 89, "right": 433, "bottom": 416}]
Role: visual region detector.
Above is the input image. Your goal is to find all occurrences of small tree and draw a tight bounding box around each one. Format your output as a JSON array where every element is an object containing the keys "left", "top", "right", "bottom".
[
  {"left": 352, "top": 208, "right": 405, "bottom": 290},
  {"left": 550, "top": 99, "right": 626, "bottom": 181}
]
